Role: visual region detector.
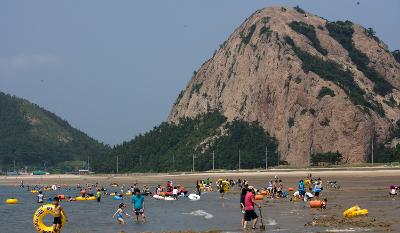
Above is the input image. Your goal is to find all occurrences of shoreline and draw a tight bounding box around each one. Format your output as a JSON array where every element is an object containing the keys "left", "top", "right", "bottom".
[{"left": 1, "top": 167, "right": 399, "bottom": 186}]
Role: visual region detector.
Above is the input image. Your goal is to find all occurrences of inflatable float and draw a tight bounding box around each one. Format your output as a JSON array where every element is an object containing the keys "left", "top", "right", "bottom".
[
  {"left": 33, "top": 204, "right": 66, "bottom": 233},
  {"left": 288, "top": 187, "right": 295, "bottom": 191},
  {"left": 343, "top": 205, "right": 368, "bottom": 218},
  {"left": 259, "top": 190, "right": 268, "bottom": 195},
  {"left": 57, "top": 195, "right": 65, "bottom": 200},
  {"left": 153, "top": 195, "right": 165, "bottom": 200},
  {"left": 76, "top": 196, "right": 96, "bottom": 201},
  {"left": 113, "top": 196, "right": 123, "bottom": 200},
  {"left": 5, "top": 199, "right": 18, "bottom": 204},
  {"left": 255, "top": 194, "right": 264, "bottom": 200},
  {"left": 164, "top": 196, "right": 176, "bottom": 201},
  {"left": 188, "top": 194, "right": 201, "bottom": 201},
  {"left": 346, "top": 209, "right": 368, "bottom": 217},
  {"left": 309, "top": 200, "right": 323, "bottom": 208},
  {"left": 31, "top": 190, "right": 39, "bottom": 194}
]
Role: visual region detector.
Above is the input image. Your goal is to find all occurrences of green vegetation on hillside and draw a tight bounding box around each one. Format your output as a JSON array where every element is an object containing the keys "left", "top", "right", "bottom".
[
  {"left": 374, "top": 144, "right": 400, "bottom": 163},
  {"left": 392, "top": 50, "right": 400, "bottom": 64},
  {"left": 289, "top": 21, "right": 328, "bottom": 55},
  {"left": 311, "top": 151, "right": 343, "bottom": 165},
  {"left": 284, "top": 35, "right": 385, "bottom": 116},
  {"left": 93, "top": 111, "right": 278, "bottom": 173},
  {"left": 326, "top": 21, "right": 394, "bottom": 96},
  {"left": 0, "top": 92, "right": 109, "bottom": 173},
  {"left": 317, "top": 87, "right": 335, "bottom": 100},
  {"left": 294, "top": 5, "right": 305, "bottom": 14}
]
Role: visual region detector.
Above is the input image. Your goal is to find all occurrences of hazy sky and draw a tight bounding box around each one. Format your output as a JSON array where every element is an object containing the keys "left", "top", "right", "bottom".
[{"left": 1, "top": 0, "right": 399, "bottom": 145}]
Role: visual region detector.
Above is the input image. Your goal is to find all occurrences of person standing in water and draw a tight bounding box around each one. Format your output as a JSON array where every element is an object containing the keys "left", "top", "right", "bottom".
[
  {"left": 96, "top": 189, "right": 101, "bottom": 202},
  {"left": 112, "top": 203, "right": 130, "bottom": 224},
  {"left": 132, "top": 188, "right": 146, "bottom": 223},
  {"left": 240, "top": 188, "right": 248, "bottom": 227},
  {"left": 53, "top": 197, "right": 68, "bottom": 233},
  {"left": 243, "top": 188, "right": 261, "bottom": 229},
  {"left": 37, "top": 191, "right": 44, "bottom": 203}
]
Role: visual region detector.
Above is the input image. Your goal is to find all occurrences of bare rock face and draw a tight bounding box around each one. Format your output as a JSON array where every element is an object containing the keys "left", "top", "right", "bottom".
[{"left": 168, "top": 7, "right": 400, "bottom": 165}]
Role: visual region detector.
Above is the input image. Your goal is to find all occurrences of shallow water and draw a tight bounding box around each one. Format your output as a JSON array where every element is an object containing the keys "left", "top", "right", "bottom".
[{"left": 1, "top": 174, "right": 399, "bottom": 233}]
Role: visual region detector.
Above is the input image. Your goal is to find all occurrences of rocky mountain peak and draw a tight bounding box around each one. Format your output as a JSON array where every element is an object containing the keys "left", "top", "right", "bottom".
[{"left": 168, "top": 6, "right": 400, "bottom": 165}]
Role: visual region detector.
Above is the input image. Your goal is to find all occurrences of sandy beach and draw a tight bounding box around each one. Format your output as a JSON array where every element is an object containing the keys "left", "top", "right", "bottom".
[{"left": 1, "top": 167, "right": 399, "bottom": 186}]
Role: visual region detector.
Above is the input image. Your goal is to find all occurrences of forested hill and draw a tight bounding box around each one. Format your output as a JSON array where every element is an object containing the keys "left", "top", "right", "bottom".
[
  {"left": 93, "top": 111, "right": 278, "bottom": 173},
  {"left": 0, "top": 91, "right": 110, "bottom": 173}
]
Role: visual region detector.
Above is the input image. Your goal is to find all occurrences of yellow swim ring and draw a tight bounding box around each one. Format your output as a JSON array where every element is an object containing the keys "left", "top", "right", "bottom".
[
  {"left": 75, "top": 196, "right": 96, "bottom": 201},
  {"left": 5, "top": 199, "right": 19, "bottom": 204},
  {"left": 31, "top": 190, "right": 39, "bottom": 194},
  {"left": 222, "top": 181, "right": 230, "bottom": 192},
  {"left": 33, "top": 204, "right": 65, "bottom": 232},
  {"left": 125, "top": 191, "right": 132, "bottom": 195}
]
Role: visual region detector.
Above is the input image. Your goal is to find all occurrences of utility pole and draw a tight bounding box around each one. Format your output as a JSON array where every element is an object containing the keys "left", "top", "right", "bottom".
[
  {"left": 277, "top": 151, "right": 280, "bottom": 166},
  {"left": 212, "top": 151, "right": 215, "bottom": 170},
  {"left": 13, "top": 160, "right": 16, "bottom": 172},
  {"left": 87, "top": 156, "right": 90, "bottom": 171},
  {"left": 265, "top": 145, "right": 268, "bottom": 170},
  {"left": 238, "top": 149, "right": 241, "bottom": 170},
  {"left": 371, "top": 137, "right": 374, "bottom": 166},
  {"left": 116, "top": 155, "right": 119, "bottom": 174},
  {"left": 172, "top": 153, "right": 175, "bottom": 171},
  {"left": 192, "top": 154, "right": 195, "bottom": 172}
]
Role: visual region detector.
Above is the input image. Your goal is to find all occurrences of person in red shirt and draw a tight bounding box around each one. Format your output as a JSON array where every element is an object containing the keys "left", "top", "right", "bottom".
[{"left": 243, "top": 188, "right": 261, "bottom": 229}]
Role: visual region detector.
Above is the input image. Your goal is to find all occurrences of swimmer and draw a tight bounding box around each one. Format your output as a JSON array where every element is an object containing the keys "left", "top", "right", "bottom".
[
  {"left": 53, "top": 197, "right": 68, "bottom": 233},
  {"left": 112, "top": 203, "right": 130, "bottom": 224},
  {"left": 298, "top": 180, "right": 305, "bottom": 200},
  {"left": 243, "top": 188, "right": 261, "bottom": 229},
  {"left": 173, "top": 186, "right": 178, "bottom": 199},
  {"left": 321, "top": 198, "right": 327, "bottom": 209},
  {"left": 96, "top": 189, "right": 101, "bottom": 202},
  {"left": 132, "top": 189, "right": 146, "bottom": 223},
  {"left": 389, "top": 185, "right": 397, "bottom": 196},
  {"left": 240, "top": 188, "right": 247, "bottom": 227},
  {"left": 37, "top": 191, "right": 44, "bottom": 203}
]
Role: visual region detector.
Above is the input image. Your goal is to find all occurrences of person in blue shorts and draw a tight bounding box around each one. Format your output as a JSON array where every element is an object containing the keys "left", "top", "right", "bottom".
[
  {"left": 132, "top": 188, "right": 146, "bottom": 223},
  {"left": 298, "top": 180, "right": 305, "bottom": 199}
]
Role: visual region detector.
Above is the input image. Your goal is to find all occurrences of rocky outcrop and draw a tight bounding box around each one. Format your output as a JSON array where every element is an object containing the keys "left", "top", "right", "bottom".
[{"left": 168, "top": 6, "right": 400, "bottom": 165}]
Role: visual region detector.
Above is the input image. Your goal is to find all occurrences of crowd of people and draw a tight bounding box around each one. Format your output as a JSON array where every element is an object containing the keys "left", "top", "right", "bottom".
[{"left": 26, "top": 173, "right": 400, "bottom": 232}]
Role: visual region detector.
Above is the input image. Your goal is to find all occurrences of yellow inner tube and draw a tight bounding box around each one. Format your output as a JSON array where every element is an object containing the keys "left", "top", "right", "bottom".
[
  {"left": 343, "top": 205, "right": 360, "bottom": 217},
  {"left": 125, "top": 192, "right": 132, "bottom": 195},
  {"left": 33, "top": 204, "right": 65, "bottom": 233},
  {"left": 76, "top": 196, "right": 96, "bottom": 201},
  {"left": 222, "top": 181, "right": 230, "bottom": 192},
  {"left": 345, "top": 209, "right": 368, "bottom": 218},
  {"left": 6, "top": 199, "right": 18, "bottom": 204},
  {"left": 31, "top": 190, "right": 39, "bottom": 194}
]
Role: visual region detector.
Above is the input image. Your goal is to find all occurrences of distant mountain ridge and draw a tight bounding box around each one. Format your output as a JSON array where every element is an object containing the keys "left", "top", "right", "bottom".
[
  {"left": 0, "top": 91, "right": 109, "bottom": 173},
  {"left": 169, "top": 6, "right": 400, "bottom": 165}
]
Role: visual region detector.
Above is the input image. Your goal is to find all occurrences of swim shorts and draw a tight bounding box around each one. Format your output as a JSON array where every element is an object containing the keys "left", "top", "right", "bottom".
[
  {"left": 244, "top": 210, "right": 258, "bottom": 221},
  {"left": 134, "top": 208, "right": 144, "bottom": 215},
  {"left": 53, "top": 217, "right": 62, "bottom": 225}
]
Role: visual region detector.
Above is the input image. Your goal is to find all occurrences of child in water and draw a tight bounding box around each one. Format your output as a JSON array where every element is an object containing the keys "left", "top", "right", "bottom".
[
  {"left": 53, "top": 197, "right": 68, "bottom": 233},
  {"left": 37, "top": 191, "right": 44, "bottom": 203},
  {"left": 112, "top": 203, "right": 130, "bottom": 224}
]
